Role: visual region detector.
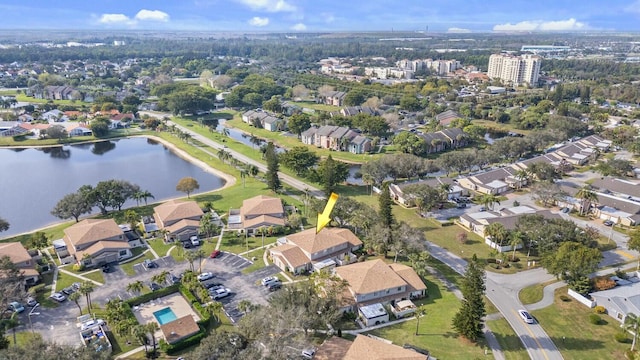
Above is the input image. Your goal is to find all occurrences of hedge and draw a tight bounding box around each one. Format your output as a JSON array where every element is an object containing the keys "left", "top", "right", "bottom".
[
  {"left": 179, "top": 285, "right": 198, "bottom": 304},
  {"left": 160, "top": 325, "right": 207, "bottom": 355},
  {"left": 126, "top": 284, "right": 180, "bottom": 306}
]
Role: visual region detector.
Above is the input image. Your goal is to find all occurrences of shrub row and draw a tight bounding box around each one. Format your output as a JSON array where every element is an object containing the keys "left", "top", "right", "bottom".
[
  {"left": 179, "top": 285, "right": 198, "bottom": 304},
  {"left": 126, "top": 284, "right": 180, "bottom": 306},
  {"left": 159, "top": 325, "right": 207, "bottom": 355}
]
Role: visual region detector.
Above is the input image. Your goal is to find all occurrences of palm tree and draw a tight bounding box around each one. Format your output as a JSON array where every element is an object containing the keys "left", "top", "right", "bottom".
[
  {"left": 132, "top": 191, "right": 144, "bottom": 207},
  {"left": 194, "top": 249, "right": 206, "bottom": 273},
  {"left": 485, "top": 222, "right": 508, "bottom": 247},
  {"left": 240, "top": 168, "right": 247, "bottom": 187},
  {"left": 238, "top": 300, "right": 253, "bottom": 315},
  {"left": 623, "top": 313, "right": 640, "bottom": 351},
  {"left": 200, "top": 213, "right": 218, "bottom": 239},
  {"left": 221, "top": 127, "right": 230, "bottom": 137},
  {"left": 415, "top": 305, "right": 427, "bottom": 335},
  {"left": 139, "top": 190, "right": 154, "bottom": 205},
  {"left": 151, "top": 271, "right": 169, "bottom": 286},
  {"left": 576, "top": 185, "right": 598, "bottom": 216},
  {"left": 126, "top": 280, "right": 144, "bottom": 295},
  {"left": 197, "top": 287, "right": 210, "bottom": 304},
  {"left": 69, "top": 292, "right": 82, "bottom": 315},
  {"left": 217, "top": 148, "right": 230, "bottom": 163},
  {"left": 79, "top": 281, "right": 95, "bottom": 313},
  {"left": 514, "top": 169, "right": 531, "bottom": 190},
  {"left": 478, "top": 193, "right": 500, "bottom": 211},
  {"left": 184, "top": 250, "right": 198, "bottom": 272},
  {"left": 145, "top": 322, "right": 160, "bottom": 358},
  {"left": 509, "top": 230, "right": 524, "bottom": 260},
  {"left": 249, "top": 133, "right": 261, "bottom": 149},
  {"left": 439, "top": 183, "right": 451, "bottom": 201},
  {"left": 131, "top": 325, "right": 149, "bottom": 353},
  {"left": 204, "top": 301, "right": 223, "bottom": 323}
]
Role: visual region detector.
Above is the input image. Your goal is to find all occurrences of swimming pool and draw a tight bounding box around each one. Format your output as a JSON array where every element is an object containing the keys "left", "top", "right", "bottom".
[{"left": 153, "top": 307, "right": 177, "bottom": 325}]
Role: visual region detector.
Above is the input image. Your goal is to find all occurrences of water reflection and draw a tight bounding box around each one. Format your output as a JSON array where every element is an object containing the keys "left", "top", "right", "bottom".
[
  {"left": 92, "top": 141, "right": 116, "bottom": 155},
  {"left": 40, "top": 146, "right": 71, "bottom": 159}
]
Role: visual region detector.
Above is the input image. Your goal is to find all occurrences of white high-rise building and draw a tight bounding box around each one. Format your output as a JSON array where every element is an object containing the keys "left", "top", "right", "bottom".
[{"left": 487, "top": 54, "right": 541, "bottom": 87}]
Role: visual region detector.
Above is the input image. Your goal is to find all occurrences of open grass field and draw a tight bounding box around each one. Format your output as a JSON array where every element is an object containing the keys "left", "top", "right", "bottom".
[
  {"left": 531, "top": 286, "right": 628, "bottom": 360},
  {"left": 486, "top": 318, "right": 530, "bottom": 360}
]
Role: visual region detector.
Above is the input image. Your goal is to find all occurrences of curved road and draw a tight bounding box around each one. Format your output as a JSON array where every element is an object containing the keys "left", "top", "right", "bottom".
[{"left": 164, "top": 115, "right": 563, "bottom": 359}]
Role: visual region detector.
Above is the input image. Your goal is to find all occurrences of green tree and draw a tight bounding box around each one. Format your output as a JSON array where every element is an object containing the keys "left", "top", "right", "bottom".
[
  {"left": 399, "top": 94, "right": 421, "bottom": 111},
  {"left": 477, "top": 193, "right": 500, "bottom": 211},
  {"left": 90, "top": 117, "right": 111, "bottom": 137},
  {"left": 264, "top": 142, "right": 281, "bottom": 192},
  {"left": 287, "top": 113, "right": 311, "bottom": 138},
  {"left": 51, "top": 191, "right": 93, "bottom": 222},
  {"left": 145, "top": 322, "right": 160, "bottom": 358},
  {"left": 279, "top": 146, "right": 319, "bottom": 176},
  {"left": 379, "top": 184, "right": 394, "bottom": 230},
  {"left": 79, "top": 281, "right": 95, "bottom": 313},
  {"left": 43, "top": 125, "right": 68, "bottom": 140},
  {"left": 575, "top": 185, "right": 598, "bottom": 216},
  {"left": 484, "top": 223, "right": 508, "bottom": 247},
  {"left": 452, "top": 254, "right": 486, "bottom": 341},
  {"left": 68, "top": 292, "right": 82, "bottom": 315},
  {"left": 623, "top": 313, "right": 640, "bottom": 352},
  {"left": 176, "top": 177, "right": 200, "bottom": 198},
  {"left": 126, "top": 280, "right": 144, "bottom": 295},
  {"left": 316, "top": 155, "right": 349, "bottom": 196},
  {"left": 343, "top": 90, "right": 366, "bottom": 106},
  {"left": 629, "top": 229, "right": 640, "bottom": 270},
  {"left": 541, "top": 241, "right": 602, "bottom": 293}
]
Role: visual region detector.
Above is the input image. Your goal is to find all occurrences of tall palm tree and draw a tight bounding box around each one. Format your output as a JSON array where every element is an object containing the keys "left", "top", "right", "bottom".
[
  {"left": 204, "top": 301, "right": 223, "bottom": 323},
  {"left": 623, "top": 313, "right": 640, "bottom": 351},
  {"left": 151, "top": 271, "right": 169, "bottom": 286},
  {"left": 144, "top": 322, "right": 160, "bottom": 357},
  {"left": 79, "top": 281, "right": 95, "bottom": 313},
  {"left": 509, "top": 230, "right": 525, "bottom": 260},
  {"left": 575, "top": 185, "right": 598, "bottom": 216},
  {"left": 240, "top": 169, "right": 247, "bottom": 188},
  {"left": 484, "top": 222, "right": 508, "bottom": 247},
  {"left": 131, "top": 325, "right": 149, "bottom": 353},
  {"left": 514, "top": 169, "right": 531, "bottom": 190},
  {"left": 139, "top": 190, "right": 154, "bottom": 205},
  {"left": 126, "top": 280, "right": 144, "bottom": 295},
  {"left": 237, "top": 300, "right": 253, "bottom": 315},
  {"left": 217, "top": 148, "right": 230, "bottom": 163},
  {"left": 246, "top": 164, "right": 258, "bottom": 177},
  {"left": 221, "top": 127, "right": 230, "bottom": 137},
  {"left": 478, "top": 193, "right": 500, "bottom": 211},
  {"left": 200, "top": 213, "right": 218, "bottom": 239},
  {"left": 194, "top": 249, "right": 206, "bottom": 273},
  {"left": 184, "top": 251, "right": 197, "bottom": 272},
  {"left": 69, "top": 292, "right": 82, "bottom": 315}
]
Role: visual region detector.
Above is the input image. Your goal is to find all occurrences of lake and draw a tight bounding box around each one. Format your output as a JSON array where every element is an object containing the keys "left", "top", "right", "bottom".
[{"left": 0, "top": 137, "right": 226, "bottom": 237}]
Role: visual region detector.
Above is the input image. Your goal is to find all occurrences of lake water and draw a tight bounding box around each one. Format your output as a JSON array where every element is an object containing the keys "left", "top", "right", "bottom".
[{"left": 0, "top": 137, "right": 225, "bottom": 237}]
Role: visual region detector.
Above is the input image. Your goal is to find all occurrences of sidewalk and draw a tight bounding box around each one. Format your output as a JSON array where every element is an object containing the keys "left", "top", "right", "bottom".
[{"left": 58, "top": 268, "right": 102, "bottom": 286}]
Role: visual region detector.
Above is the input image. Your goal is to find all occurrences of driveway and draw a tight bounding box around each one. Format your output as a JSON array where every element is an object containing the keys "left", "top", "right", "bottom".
[{"left": 20, "top": 298, "right": 85, "bottom": 346}]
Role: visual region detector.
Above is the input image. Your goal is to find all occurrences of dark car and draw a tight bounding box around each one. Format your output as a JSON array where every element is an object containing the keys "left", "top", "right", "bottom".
[
  {"left": 182, "top": 241, "right": 192, "bottom": 249},
  {"left": 604, "top": 220, "right": 614, "bottom": 226},
  {"left": 144, "top": 259, "right": 158, "bottom": 268},
  {"left": 61, "top": 286, "right": 75, "bottom": 295},
  {"left": 102, "top": 264, "right": 113, "bottom": 273},
  {"left": 169, "top": 274, "right": 181, "bottom": 284},
  {"left": 150, "top": 282, "right": 162, "bottom": 291},
  {"left": 202, "top": 280, "right": 223, "bottom": 289},
  {"left": 267, "top": 282, "right": 282, "bottom": 292}
]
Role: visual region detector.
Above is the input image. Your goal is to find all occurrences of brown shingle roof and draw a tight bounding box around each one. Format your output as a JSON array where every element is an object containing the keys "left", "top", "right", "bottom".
[
  {"left": 270, "top": 244, "right": 310, "bottom": 268},
  {"left": 0, "top": 242, "right": 32, "bottom": 264},
  {"left": 243, "top": 215, "right": 286, "bottom": 229},
  {"left": 344, "top": 335, "right": 427, "bottom": 360},
  {"left": 63, "top": 219, "right": 124, "bottom": 247},
  {"left": 154, "top": 200, "right": 203, "bottom": 227},
  {"left": 335, "top": 259, "right": 407, "bottom": 295},
  {"left": 165, "top": 219, "right": 201, "bottom": 235},
  {"left": 314, "top": 336, "right": 352, "bottom": 360},
  {"left": 241, "top": 195, "right": 284, "bottom": 217},
  {"left": 80, "top": 240, "right": 131, "bottom": 258},
  {"left": 285, "top": 227, "right": 363, "bottom": 255},
  {"left": 388, "top": 263, "right": 427, "bottom": 293},
  {"left": 160, "top": 315, "right": 200, "bottom": 344}
]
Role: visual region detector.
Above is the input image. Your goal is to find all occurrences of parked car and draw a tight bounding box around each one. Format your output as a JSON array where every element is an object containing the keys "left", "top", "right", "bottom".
[
  {"left": 143, "top": 259, "right": 158, "bottom": 269},
  {"left": 261, "top": 276, "right": 279, "bottom": 286},
  {"left": 267, "top": 282, "right": 282, "bottom": 292},
  {"left": 604, "top": 220, "right": 614, "bottom": 226},
  {"left": 182, "top": 241, "right": 192, "bottom": 249},
  {"left": 102, "top": 264, "right": 114, "bottom": 273},
  {"left": 197, "top": 272, "right": 215, "bottom": 282},
  {"left": 301, "top": 348, "right": 316, "bottom": 359},
  {"left": 169, "top": 274, "right": 181, "bottom": 284},
  {"left": 518, "top": 309, "right": 534, "bottom": 324},
  {"left": 26, "top": 297, "right": 38, "bottom": 307},
  {"left": 50, "top": 292, "right": 67, "bottom": 302},
  {"left": 72, "top": 282, "right": 81, "bottom": 291},
  {"left": 62, "top": 286, "right": 76, "bottom": 295},
  {"left": 202, "top": 280, "right": 223, "bottom": 289},
  {"left": 8, "top": 302, "right": 24, "bottom": 313},
  {"left": 561, "top": 207, "right": 570, "bottom": 213},
  {"left": 210, "top": 288, "right": 231, "bottom": 300},
  {"left": 457, "top": 203, "right": 466, "bottom": 209},
  {"left": 207, "top": 285, "right": 225, "bottom": 293},
  {"left": 81, "top": 318, "right": 106, "bottom": 331},
  {"left": 190, "top": 236, "right": 200, "bottom": 246},
  {"left": 210, "top": 250, "right": 221, "bottom": 258},
  {"left": 150, "top": 282, "right": 162, "bottom": 291}
]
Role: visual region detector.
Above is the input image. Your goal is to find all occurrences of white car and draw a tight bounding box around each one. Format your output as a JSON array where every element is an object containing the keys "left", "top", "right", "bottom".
[
  {"left": 301, "top": 348, "right": 316, "bottom": 359},
  {"left": 261, "top": 276, "right": 279, "bottom": 286},
  {"left": 518, "top": 309, "right": 534, "bottom": 324},
  {"left": 50, "top": 292, "right": 67, "bottom": 302},
  {"left": 210, "top": 288, "right": 231, "bottom": 300},
  {"left": 81, "top": 319, "right": 106, "bottom": 331},
  {"left": 197, "top": 272, "right": 215, "bottom": 282},
  {"left": 190, "top": 235, "right": 200, "bottom": 246}
]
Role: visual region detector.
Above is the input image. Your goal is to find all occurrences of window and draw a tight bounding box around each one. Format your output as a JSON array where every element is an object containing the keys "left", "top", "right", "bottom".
[
  {"left": 119, "top": 250, "right": 128, "bottom": 256},
  {"left": 398, "top": 287, "right": 402, "bottom": 291}
]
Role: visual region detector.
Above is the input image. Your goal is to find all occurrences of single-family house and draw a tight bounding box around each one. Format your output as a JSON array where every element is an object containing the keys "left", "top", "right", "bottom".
[
  {"left": 227, "top": 195, "right": 285, "bottom": 234},
  {"left": 435, "top": 109, "right": 460, "bottom": 127},
  {"left": 315, "top": 334, "right": 428, "bottom": 360},
  {"left": 0, "top": 242, "right": 40, "bottom": 285},
  {"left": 269, "top": 227, "right": 363, "bottom": 274},
  {"left": 340, "top": 106, "right": 379, "bottom": 117},
  {"left": 348, "top": 135, "right": 372, "bottom": 154},
  {"left": 43, "top": 85, "right": 77, "bottom": 100},
  {"left": 324, "top": 91, "right": 347, "bottom": 106},
  {"left": 0, "top": 121, "right": 29, "bottom": 137},
  {"left": 334, "top": 259, "right": 426, "bottom": 310},
  {"left": 65, "top": 123, "right": 93, "bottom": 137},
  {"left": 62, "top": 219, "right": 132, "bottom": 267},
  {"left": 316, "top": 125, "right": 339, "bottom": 148},
  {"left": 41, "top": 109, "right": 68, "bottom": 123},
  {"left": 591, "top": 281, "right": 640, "bottom": 323},
  {"left": 457, "top": 167, "right": 516, "bottom": 195},
  {"left": 262, "top": 114, "right": 285, "bottom": 132},
  {"left": 153, "top": 200, "right": 204, "bottom": 241},
  {"left": 300, "top": 126, "right": 318, "bottom": 145},
  {"left": 389, "top": 177, "right": 465, "bottom": 207}
]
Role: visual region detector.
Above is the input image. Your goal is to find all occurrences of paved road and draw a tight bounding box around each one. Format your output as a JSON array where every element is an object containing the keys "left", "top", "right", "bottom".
[{"left": 428, "top": 242, "right": 563, "bottom": 360}]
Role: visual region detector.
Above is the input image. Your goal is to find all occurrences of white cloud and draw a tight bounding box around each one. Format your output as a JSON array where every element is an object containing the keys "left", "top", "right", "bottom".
[
  {"left": 99, "top": 13, "right": 131, "bottom": 24},
  {"left": 236, "top": 0, "right": 296, "bottom": 12},
  {"left": 134, "top": 9, "right": 170, "bottom": 22},
  {"left": 447, "top": 27, "right": 471, "bottom": 33},
  {"left": 493, "top": 18, "right": 587, "bottom": 32},
  {"left": 291, "top": 23, "right": 306, "bottom": 31},
  {"left": 625, "top": 0, "right": 640, "bottom": 14},
  {"left": 248, "top": 16, "right": 269, "bottom": 26}
]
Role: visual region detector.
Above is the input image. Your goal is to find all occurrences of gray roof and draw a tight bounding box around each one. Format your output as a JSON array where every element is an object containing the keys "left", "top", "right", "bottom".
[
  {"left": 301, "top": 126, "right": 317, "bottom": 137},
  {"left": 591, "top": 281, "right": 640, "bottom": 319},
  {"left": 317, "top": 125, "right": 339, "bottom": 136},
  {"left": 591, "top": 177, "right": 640, "bottom": 198}
]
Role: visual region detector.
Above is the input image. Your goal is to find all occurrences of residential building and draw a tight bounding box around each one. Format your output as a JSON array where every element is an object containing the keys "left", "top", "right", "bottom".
[
  {"left": 339, "top": 106, "right": 379, "bottom": 117},
  {"left": 323, "top": 91, "right": 347, "bottom": 106},
  {"left": 303, "top": 125, "right": 372, "bottom": 154},
  {"left": 315, "top": 334, "right": 428, "bottom": 360},
  {"left": 0, "top": 242, "right": 40, "bottom": 285},
  {"left": 62, "top": 219, "right": 132, "bottom": 267},
  {"left": 300, "top": 126, "right": 317, "bottom": 145},
  {"left": 416, "top": 127, "right": 467, "bottom": 154},
  {"left": 389, "top": 177, "right": 466, "bottom": 207},
  {"left": 435, "top": 110, "right": 460, "bottom": 127},
  {"left": 487, "top": 53, "right": 541, "bottom": 87},
  {"left": 591, "top": 280, "right": 640, "bottom": 323},
  {"left": 269, "top": 227, "right": 363, "bottom": 274},
  {"left": 227, "top": 195, "right": 285, "bottom": 234},
  {"left": 334, "top": 259, "right": 426, "bottom": 310},
  {"left": 160, "top": 315, "right": 200, "bottom": 344},
  {"left": 153, "top": 200, "right": 204, "bottom": 241}
]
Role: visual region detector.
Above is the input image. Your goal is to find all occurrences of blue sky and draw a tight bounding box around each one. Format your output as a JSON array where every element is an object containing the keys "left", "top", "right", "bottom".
[{"left": 2, "top": 0, "right": 640, "bottom": 32}]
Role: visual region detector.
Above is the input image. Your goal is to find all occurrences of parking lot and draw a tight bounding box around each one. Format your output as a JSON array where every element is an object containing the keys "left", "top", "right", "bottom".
[{"left": 203, "top": 253, "right": 281, "bottom": 323}]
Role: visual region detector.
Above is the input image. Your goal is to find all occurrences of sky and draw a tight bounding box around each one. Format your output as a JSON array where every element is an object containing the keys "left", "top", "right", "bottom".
[{"left": 2, "top": 0, "right": 640, "bottom": 33}]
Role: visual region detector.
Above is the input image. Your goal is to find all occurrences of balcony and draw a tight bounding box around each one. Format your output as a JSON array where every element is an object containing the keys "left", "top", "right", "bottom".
[
  {"left": 390, "top": 299, "right": 417, "bottom": 319},
  {"left": 335, "top": 252, "right": 357, "bottom": 266}
]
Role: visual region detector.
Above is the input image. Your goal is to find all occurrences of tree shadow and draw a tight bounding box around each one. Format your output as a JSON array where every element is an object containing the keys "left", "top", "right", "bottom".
[{"left": 195, "top": 193, "right": 222, "bottom": 204}]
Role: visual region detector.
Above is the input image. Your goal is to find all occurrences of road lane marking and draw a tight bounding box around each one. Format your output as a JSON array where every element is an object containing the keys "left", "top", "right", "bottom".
[
  {"left": 616, "top": 250, "right": 635, "bottom": 260},
  {"left": 512, "top": 309, "right": 551, "bottom": 360}
]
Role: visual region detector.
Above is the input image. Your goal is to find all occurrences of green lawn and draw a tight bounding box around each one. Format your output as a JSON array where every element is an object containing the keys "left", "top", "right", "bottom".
[
  {"left": 486, "top": 318, "right": 529, "bottom": 360},
  {"left": 55, "top": 271, "right": 84, "bottom": 292},
  {"left": 219, "top": 232, "right": 278, "bottom": 255},
  {"left": 291, "top": 101, "right": 341, "bottom": 112},
  {"left": 8, "top": 331, "right": 42, "bottom": 348},
  {"left": 82, "top": 270, "right": 105, "bottom": 284},
  {"left": 120, "top": 250, "right": 155, "bottom": 276},
  {"left": 240, "top": 248, "right": 267, "bottom": 274},
  {"left": 519, "top": 280, "right": 557, "bottom": 305},
  {"left": 365, "top": 275, "right": 489, "bottom": 359},
  {"left": 31, "top": 272, "right": 58, "bottom": 308},
  {"left": 531, "top": 286, "right": 627, "bottom": 360},
  {"left": 147, "top": 238, "right": 175, "bottom": 257}
]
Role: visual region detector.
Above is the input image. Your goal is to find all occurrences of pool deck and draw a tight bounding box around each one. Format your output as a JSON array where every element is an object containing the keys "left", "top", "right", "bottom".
[{"left": 133, "top": 293, "right": 200, "bottom": 338}]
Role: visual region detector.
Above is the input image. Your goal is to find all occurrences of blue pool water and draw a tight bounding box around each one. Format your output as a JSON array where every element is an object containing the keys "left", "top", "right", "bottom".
[{"left": 153, "top": 307, "right": 177, "bottom": 325}]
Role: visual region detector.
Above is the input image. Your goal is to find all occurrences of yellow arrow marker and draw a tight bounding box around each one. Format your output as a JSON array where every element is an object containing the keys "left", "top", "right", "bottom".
[{"left": 316, "top": 193, "right": 339, "bottom": 233}]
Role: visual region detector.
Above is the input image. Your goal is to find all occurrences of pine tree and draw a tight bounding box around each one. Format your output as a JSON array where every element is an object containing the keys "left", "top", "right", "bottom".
[
  {"left": 452, "top": 254, "right": 486, "bottom": 341},
  {"left": 265, "top": 142, "right": 281, "bottom": 192},
  {"left": 379, "top": 184, "right": 394, "bottom": 229}
]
